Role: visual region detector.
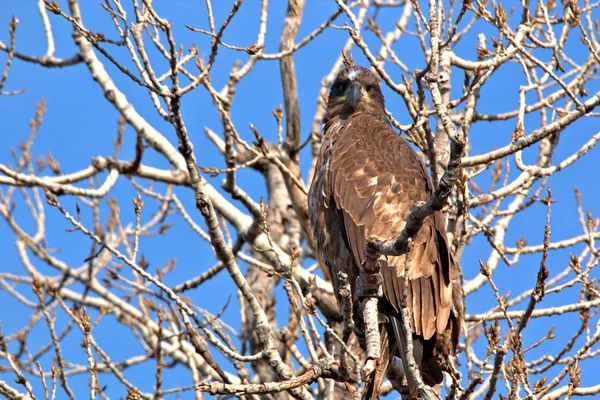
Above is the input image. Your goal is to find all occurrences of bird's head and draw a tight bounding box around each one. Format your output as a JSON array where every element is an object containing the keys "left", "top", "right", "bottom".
[{"left": 326, "top": 66, "right": 385, "bottom": 116}]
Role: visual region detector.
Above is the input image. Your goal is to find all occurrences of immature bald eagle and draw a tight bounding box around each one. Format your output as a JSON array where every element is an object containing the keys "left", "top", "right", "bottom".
[{"left": 308, "top": 66, "right": 461, "bottom": 399}]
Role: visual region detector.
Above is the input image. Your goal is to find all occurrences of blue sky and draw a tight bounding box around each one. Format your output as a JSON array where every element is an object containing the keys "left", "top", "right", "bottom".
[{"left": 1, "top": 0, "right": 599, "bottom": 398}]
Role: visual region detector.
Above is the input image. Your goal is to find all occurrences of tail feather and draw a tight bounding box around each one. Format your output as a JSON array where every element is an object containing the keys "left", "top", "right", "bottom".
[
  {"left": 387, "top": 302, "right": 445, "bottom": 393},
  {"left": 389, "top": 310, "right": 420, "bottom": 396},
  {"left": 362, "top": 304, "right": 447, "bottom": 398},
  {"left": 421, "top": 355, "right": 443, "bottom": 386}
]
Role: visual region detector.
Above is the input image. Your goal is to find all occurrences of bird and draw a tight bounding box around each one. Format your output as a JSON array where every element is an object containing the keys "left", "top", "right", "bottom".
[{"left": 308, "top": 65, "right": 462, "bottom": 399}]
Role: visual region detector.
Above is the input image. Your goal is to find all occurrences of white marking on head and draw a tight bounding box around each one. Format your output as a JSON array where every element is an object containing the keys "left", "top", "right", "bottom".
[{"left": 348, "top": 68, "right": 360, "bottom": 81}]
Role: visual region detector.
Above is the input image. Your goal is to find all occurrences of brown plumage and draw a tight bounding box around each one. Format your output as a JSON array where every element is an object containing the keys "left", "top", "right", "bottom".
[{"left": 308, "top": 66, "right": 462, "bottom": 399}]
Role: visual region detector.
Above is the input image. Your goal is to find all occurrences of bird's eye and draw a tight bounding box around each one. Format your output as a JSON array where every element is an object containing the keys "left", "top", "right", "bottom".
[
  {"left": 338, "top": 83, "right": 347, "bottom": 92},
  {"left": 367, "top": 85, "right": 376, "bottom": 93}
]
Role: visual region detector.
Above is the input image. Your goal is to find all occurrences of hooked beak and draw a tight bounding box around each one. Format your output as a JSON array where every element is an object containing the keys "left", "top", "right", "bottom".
[{"left": 347, "top": 82, "right": 362, "bottom": 107}]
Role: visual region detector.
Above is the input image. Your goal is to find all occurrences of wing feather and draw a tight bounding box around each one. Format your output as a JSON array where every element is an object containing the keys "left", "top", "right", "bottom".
[
  {"left": 411, "top": 279, "right": 422, "bottom": 335},
  {"left": 421, "top": 278, "right": 436, "bottom": 340}
]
